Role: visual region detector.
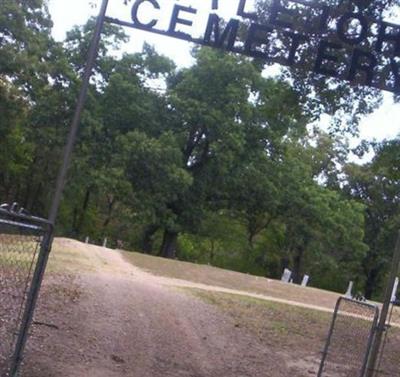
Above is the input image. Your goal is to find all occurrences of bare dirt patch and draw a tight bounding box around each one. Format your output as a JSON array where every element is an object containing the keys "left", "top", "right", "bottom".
[
  {"left": 15, "top": 238, "right": 400, "bottom": 377},
  {"left": 20, "top": 239, "right": 290, "bottom": 376}
]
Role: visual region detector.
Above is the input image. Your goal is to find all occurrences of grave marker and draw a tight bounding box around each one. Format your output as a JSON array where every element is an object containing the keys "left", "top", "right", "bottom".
[
  {"left": 301, "top": 274, "right": 310, "bottom": 287},
  {"left": 345, "top": 281, "right": 354, "bottom": 298},
  {"left": 281, "top": 268, "right": 292, "bottom": 283},
  {"left": 391, "top": 277, "right": 399, "bottom": 303}
]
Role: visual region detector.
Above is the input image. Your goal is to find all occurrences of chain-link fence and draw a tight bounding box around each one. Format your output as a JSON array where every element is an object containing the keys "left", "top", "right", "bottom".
[
  {"left": 0, "top": 205, "right": 52, "bottom": 377},
  {"left": 318, "top": 297, "right": 380, "bottom": 377},
  {"left": 373, "top": 305, "right": 400, "bottom": 376}
]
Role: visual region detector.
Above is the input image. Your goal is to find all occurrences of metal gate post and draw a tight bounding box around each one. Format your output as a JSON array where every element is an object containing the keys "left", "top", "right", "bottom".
[
  {"left": 360, "top": 306, "right": 380, "bottom": 377},
  {"left": 317, "top": 298, "right": 342, "bottom": 377}
]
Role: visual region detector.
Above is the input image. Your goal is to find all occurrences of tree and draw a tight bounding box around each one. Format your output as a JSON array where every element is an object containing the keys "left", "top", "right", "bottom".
[
  {"left": 344, "top": 138, "right": 400, "bottom": 298},
  {"left": 0, "top": 3, "right": 387, "bottom": 297},
  {"left": 60, "top": 23, "right": 175, "bottom": 240},
  {"left": 226, "top": 77, "right": 309, "bottom": 247},
  {"left": 117, "top": 48, "right": 266, "bottom": 257},
  {"left": 0, "top": 0, "right": 52, "bottom": 80},
  {"left": 156, "top": 48, "right": 306, "bottom": 257},
  {"left": 251, "top": 137, "right": 366, "bottom": 285},
  {"left": 255, "top": 0, "right": 396, "bottom": 134},
  {"left": 0, "top": 0, "right": 75, "bottom": 215}
]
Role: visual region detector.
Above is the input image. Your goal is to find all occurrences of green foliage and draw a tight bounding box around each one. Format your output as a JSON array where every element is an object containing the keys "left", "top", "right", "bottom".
[
  {"left": 1, "top": 2, "right": 399, "bottom": 296},
  {"left": 255, "top": 0, "right": 397, "bottom": 133},
  {"left": 344, "top": 138, "right": 400, "bottom": 298}
]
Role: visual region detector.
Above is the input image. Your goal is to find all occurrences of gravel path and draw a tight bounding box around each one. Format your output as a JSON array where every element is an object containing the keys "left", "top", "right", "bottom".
[{"left": 22, "top": 243, "right": 289, "bottom": 377}]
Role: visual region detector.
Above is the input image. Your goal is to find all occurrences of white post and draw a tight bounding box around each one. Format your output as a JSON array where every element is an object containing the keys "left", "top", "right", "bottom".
[
  {"left": 103, "top": 238, "right": 108, "bottom": 248},
  {"left": 345, "top": 281, "right": 354, "bottom": 298},
  {"left": 85, "top": 236, "right": 89, "bottom": 244}
]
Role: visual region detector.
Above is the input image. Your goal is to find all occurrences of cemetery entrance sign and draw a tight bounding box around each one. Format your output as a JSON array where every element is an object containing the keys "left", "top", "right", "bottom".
[{"left": 106, "top": 0, "right": 400, "bottom": 93}]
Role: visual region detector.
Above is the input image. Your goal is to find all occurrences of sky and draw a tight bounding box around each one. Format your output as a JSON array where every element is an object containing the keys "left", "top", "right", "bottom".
[{"left": 48, "top": 0, "right": 400, "bottom": 155}]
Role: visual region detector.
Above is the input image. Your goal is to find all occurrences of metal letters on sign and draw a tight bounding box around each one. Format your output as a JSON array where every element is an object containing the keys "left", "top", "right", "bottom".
[{"left": 105, "top": 0, "right": 400, "bottom": 93}]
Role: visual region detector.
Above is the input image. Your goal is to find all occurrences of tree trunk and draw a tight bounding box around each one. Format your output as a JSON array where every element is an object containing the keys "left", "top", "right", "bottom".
[
  {"left": 280, "top": 256, "right": 290, "bottom": 274},
  {"left": 71, "top": 207, "right": 79, "bottom": 236},
  {"left": 77, "top": 187, "right": 92, "bottom": 234},
  {"left": 140, "top": 224, "right": 159, "bottom": 254},
  {"left": 160, "top": 230, "right": 178, "bottom": 259},
  {"left": 247, "top": 218, "right": 259, "bottom": 249},
  {"left": 364, "top": 267, "right": 379, "bottom": 300},
  {"left": 102, "top": 196, "right": 115, "bottom": 230},
  {"left": 248, "top": 232, "right": 255, "bottom": 249},
  {"left": 25, "top": 182, "right": 42, "bottom": 213},
  {"left": 292, "top": 247, "right": 305, "bottom": 284},
  {"left": 209, "top": 239, "right": 215, "bottom": 263}
]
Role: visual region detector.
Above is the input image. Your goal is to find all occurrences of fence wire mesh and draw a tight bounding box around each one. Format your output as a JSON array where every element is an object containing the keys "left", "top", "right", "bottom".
[
  {"left": 0, "top": 209, "right": 47, "bottom": 377},
  {"left": 318, "top": 297, "right": 379, "bottom": 377},
  {"left": 374, "top": 305, "right": 400, "bottom": 376}
]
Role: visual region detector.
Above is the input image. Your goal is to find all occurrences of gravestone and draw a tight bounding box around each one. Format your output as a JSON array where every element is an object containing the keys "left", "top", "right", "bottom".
[
  {"left": 391, "top": 277, "right": 399, "bottom": 303},
  {"left": 281, "top": 268, "right": 292, "bottom": 283},
  {"left": 345, "top": 281, "right": 354, "bottom": 298},
  {"left": 301, "top": 275, "right": 310, "bottom": 287}
]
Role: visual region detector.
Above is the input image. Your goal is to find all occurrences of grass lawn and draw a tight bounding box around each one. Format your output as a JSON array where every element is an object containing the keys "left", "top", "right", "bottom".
[
  {"left": 122, "top": 250, "right": 342, "bottom": 310},
  {"left": 122, "top": 246, "right": 400, "bottom": 376},
  {"left": 185, "top": 289, "right": 400, "bottom": 376},
  {"left": 188, "top": 288, "right": 332, "bottom": 345}
]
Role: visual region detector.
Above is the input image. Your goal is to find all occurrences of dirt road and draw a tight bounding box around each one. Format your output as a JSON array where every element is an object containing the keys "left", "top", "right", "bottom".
[{"left": 22, "top": 240, "right": 295, "bottom": 377}]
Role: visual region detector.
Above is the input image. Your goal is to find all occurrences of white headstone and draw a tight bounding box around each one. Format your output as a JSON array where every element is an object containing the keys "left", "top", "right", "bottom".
[
  {"left": 281, "top": 268, "right": 292, "bottom": 283},
  {"left": 301, "top": 275, "right": 310, "bottom": 287},
  {"left": 391, "top": 277, "right": 399, "bottom": 303},
  {"left": 345, "top": 281, "right": 354, "bottom": 298}
]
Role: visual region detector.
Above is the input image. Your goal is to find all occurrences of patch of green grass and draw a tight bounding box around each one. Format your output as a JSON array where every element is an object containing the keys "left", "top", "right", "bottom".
[
  {"left": 122, "top": 250, "right": 341, "bottom": 310},
  {"left": 185, "top": 288, "right": 332, "bottom": 349},
  {"left": 0, "top": 243, "right": 38, "bottom": 269},
  {"left": 46, "top": 243, "right": 95, "bottom": 273},
  {"left": 0, "top": 253, "right": 33, "bottom": 266},
  {"left": 185, "top": 288, "right": 391, "bottom": 371}
]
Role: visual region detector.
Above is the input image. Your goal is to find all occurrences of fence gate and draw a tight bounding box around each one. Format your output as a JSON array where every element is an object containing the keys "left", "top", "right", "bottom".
[
  {"left": 373, "top": 302, "right": 400, "bottom": 376},
  {"left": 0, "top": 205, "right": 52, "bottom": 377},
  {"left": 318, "top": 297, "right": 380, "bottom": 377}
]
